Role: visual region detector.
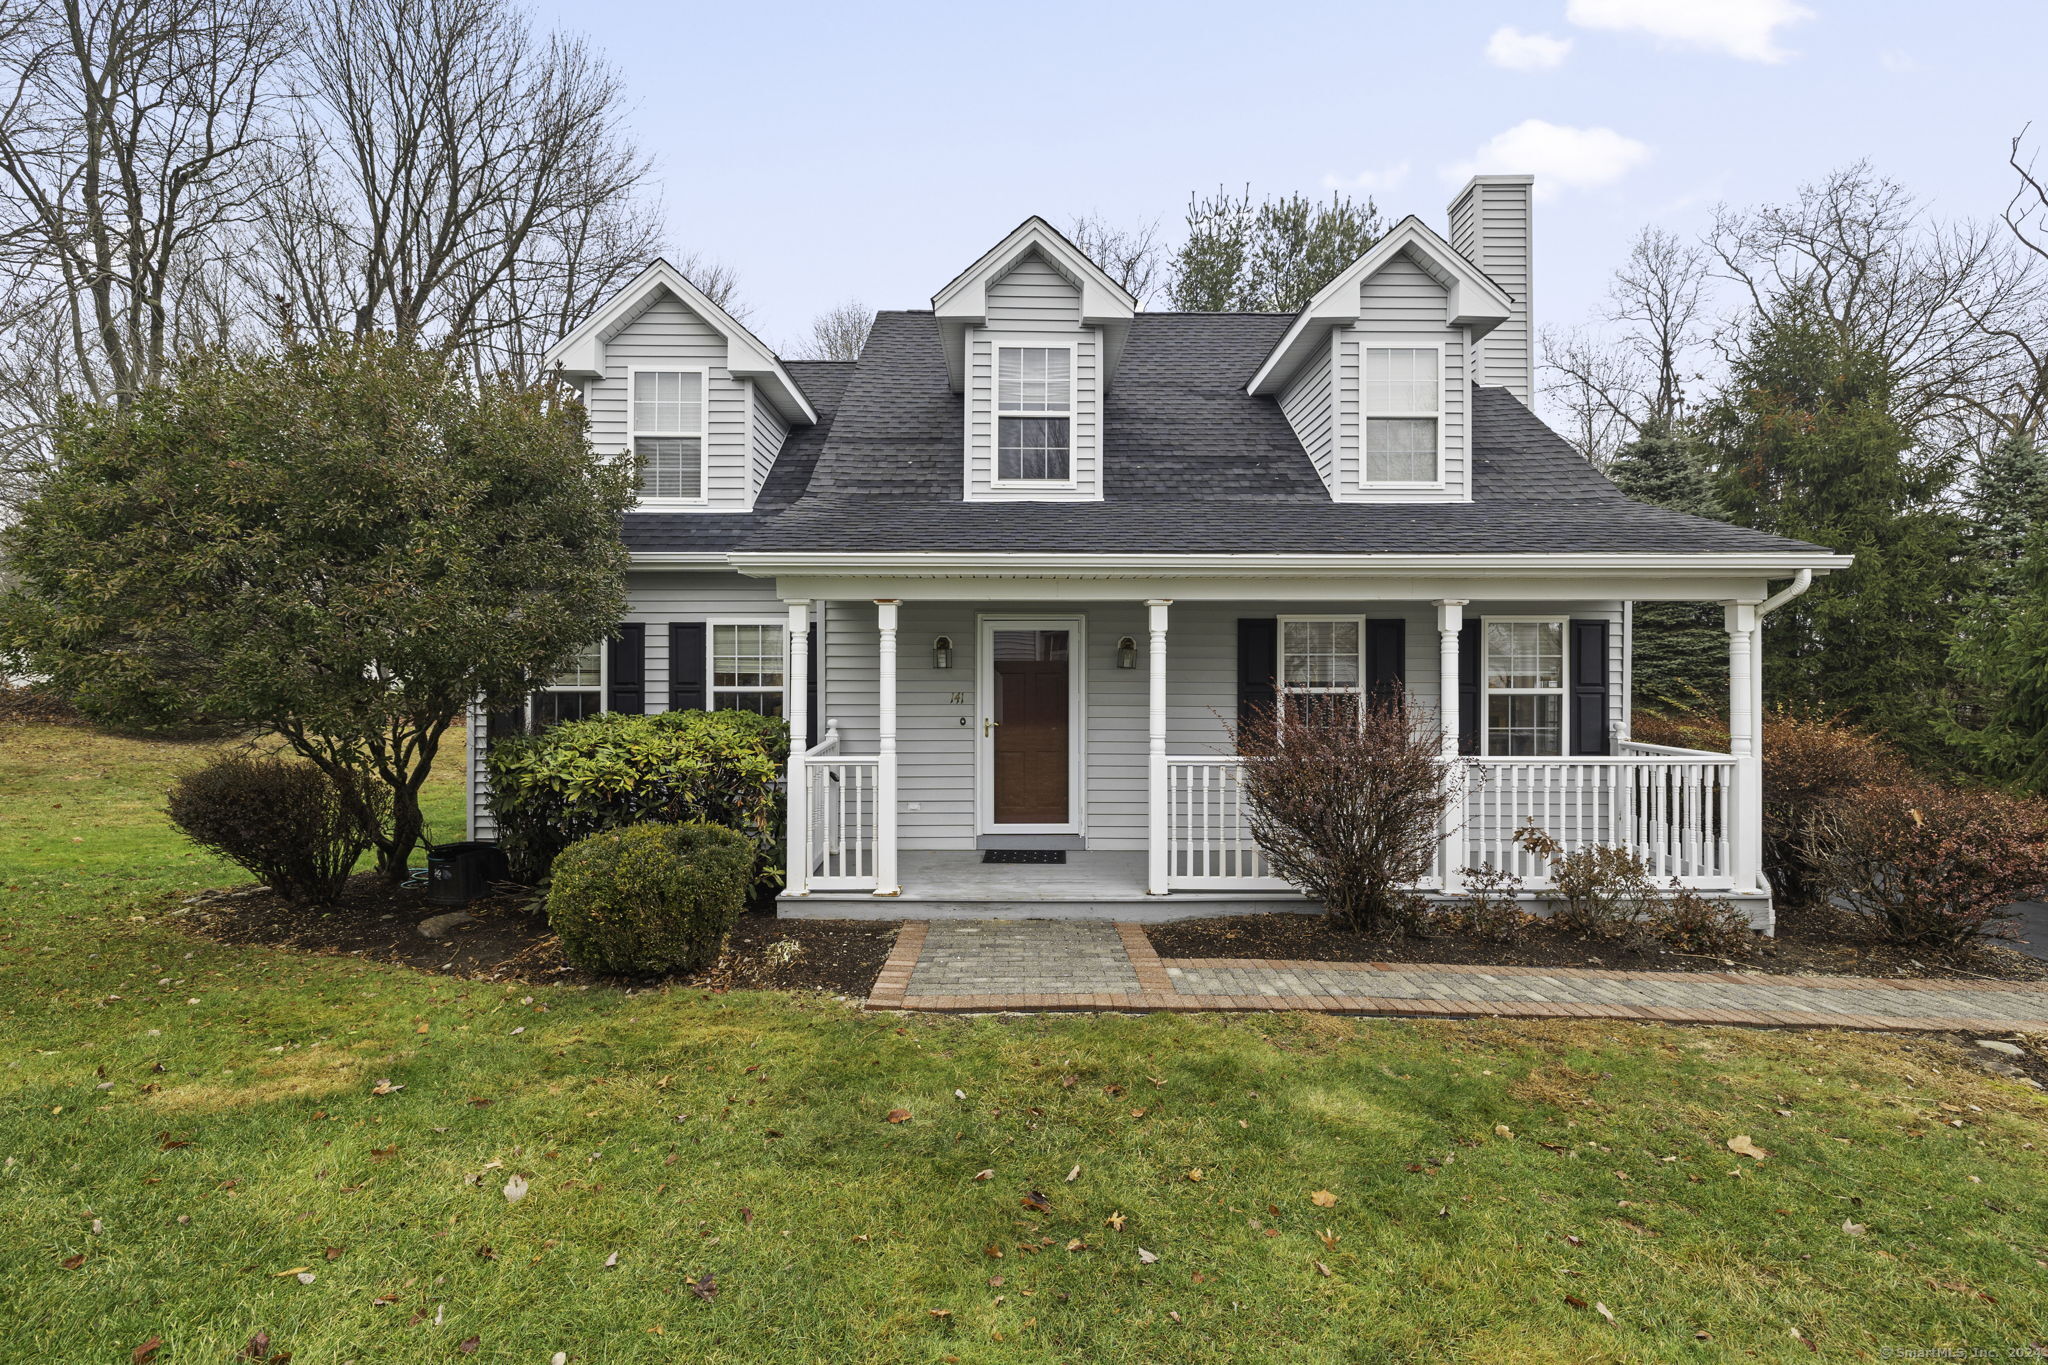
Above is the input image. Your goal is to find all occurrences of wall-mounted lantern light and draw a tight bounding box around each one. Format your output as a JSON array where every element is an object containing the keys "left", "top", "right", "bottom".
[
  {"left": 933, "top": 635, "right": 954, "bottom": 670},
  {"left": 1116, "top": 636, "right": 1138, "bottom": 669}
]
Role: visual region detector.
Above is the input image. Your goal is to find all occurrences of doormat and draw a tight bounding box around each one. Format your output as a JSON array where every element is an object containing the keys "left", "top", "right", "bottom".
[{"left": 982, "top": 849, "right": 1067, "bottom": 864}]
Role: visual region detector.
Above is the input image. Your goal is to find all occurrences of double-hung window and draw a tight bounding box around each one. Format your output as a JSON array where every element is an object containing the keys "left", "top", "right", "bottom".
[
  {"left": 1278, "top": 617, "right": 1363, "bottom": 727},
  {"left": 1482, "top": 619, "right": 1566, "bottom": 755},
  {"left": 711, "top": 623, "right": 786, "bottom": 716},
  {"left": 531, "top": 641, "right": 604, "bottom": 730},
  {"left": 996, "top": 346, "right": 1072, "bottom": 482},
  {"left": 631, "top": 369, "right": 704, "bottom": 501},
  {"left": 1364, "top": 347, "right": 1440, "bottom": 485}
]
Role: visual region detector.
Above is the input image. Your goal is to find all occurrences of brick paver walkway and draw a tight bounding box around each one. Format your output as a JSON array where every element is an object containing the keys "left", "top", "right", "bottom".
[{"left": 863, "top": 920, "right": 2048, "bottom": 1032}]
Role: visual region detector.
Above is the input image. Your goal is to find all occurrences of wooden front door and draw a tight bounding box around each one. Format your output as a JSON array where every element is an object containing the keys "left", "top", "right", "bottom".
[{"left": 989, "top": 627, "right": 1070, "bottom": 826}]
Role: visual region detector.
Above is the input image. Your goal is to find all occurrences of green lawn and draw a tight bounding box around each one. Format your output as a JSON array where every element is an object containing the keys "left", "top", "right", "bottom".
[{"left": 3, "top": 722, "right": 2047, "bottom": 1363}]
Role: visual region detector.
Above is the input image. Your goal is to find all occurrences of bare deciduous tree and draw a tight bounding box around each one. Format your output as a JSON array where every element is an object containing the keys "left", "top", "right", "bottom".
[
  {"left": 669, "top": 248, "right": 745, "bottom": 321},
  {"left": 0, "top": 0, "right": 291, "bottom": 409},
  {"left": 287, "top": 0, "right": 661, "bottom": 368},
  {"left": 1609, "top": 226, "right": 1712, "bottom": 428},
  {"left": 1538, "top": 326, "right": 1644, "bottom": 465},
  {"left": 795, "top": 298, "right": 871, "bottom": 361},
  {"left": 1066, "top": 211, "right": 1163, "bottom": 304}
]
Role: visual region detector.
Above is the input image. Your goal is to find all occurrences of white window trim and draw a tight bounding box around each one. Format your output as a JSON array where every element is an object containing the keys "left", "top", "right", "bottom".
[
  {"left": 1478, "top": 614, "right": 1569, "bottom": 758},
  {"left": 1276, "top": 614, "right": 1366, "bottom": 722},
  {"left": 626, "top": 363, "right": 711, "bottom": 508},
  {"left": 987, "top": 335, "right": 1082, "bottom": 492},
  {"left": 528, "top": 640, "right": 607, "bottom": 727},
  {"left": 706, "top": 617, "right": 790, "bottom": 715},
  {"left": 1361, "top": 339, "right": 1448, "bottom": 491}
]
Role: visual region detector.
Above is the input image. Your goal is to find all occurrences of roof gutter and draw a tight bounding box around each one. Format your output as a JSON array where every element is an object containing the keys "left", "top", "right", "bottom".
[
  {"left": 718, "top": 550, "right": 1855, "bottom": 579},
  {"left": 1756, "top": 567, "right": 1814, "bottom": 618}
]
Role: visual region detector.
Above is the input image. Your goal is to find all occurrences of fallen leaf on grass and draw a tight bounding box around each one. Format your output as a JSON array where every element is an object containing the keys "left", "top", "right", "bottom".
[
  {"left": 502, "top": 1175, "right": 528, "bottom": 1203},
  {"left": 1842, "top": 1219, "right": 1867, "bottom": 1236},
  {"left": 1020, "top": 1190, "right": 1052, "bottom": 1213},
  {"left": 1564, "top": 1294, "right": 1588, "bottom": 1309},
  {"left": 1595, "top": 1303, "right": 1615, "bottom": 1323},
  {"left": 1065, "top": 1239, "right": 1087, "bottom": 1252},
  {"left": 131, "top": 1337, "right": 163, "bottom": 1364},
  {"left": 295, "top": 1272, "right": 315, "bottom": 1285},
  {"left": 885, "top": 1109, "right": 912, "bottom": 1124},
  {"left": 456, "top": 1336, "right": 480, "bottom": 1354},
  {"left": 1105, "top": 1212, "right": 1127, "bottom": 1231},
  {"left": 984, "top": 1244, "right": 1003, "bottom": 1258},
  {"left": 59, "top": 1254, "right": 84, "bottom": 1270},
  {"left": 1065, "top": 1164, "right": 1081, "bottom": 1183},
  {"left": 1727, "top": 1135, "right": 1769, "bottom": 1161},
  {"left": 236, "top": 1331, "right": 271, "bottom": 1361},
  {"left": 1309, "top": 1189, "right": 1337, "bottom": 1208},
  {"left": 368, "top": 1079, "right": 402, "bottom": 1096},
  {"left": 1313, "top": 1260, "right": 1332, "bottom": 1278},
  {"left": 323, "top": 1246, "right": 343, "bottom": 1261},
  {"left": 1136, "top": 1248, "right": 1159, "bottom": 1265},
  {"left": 973, "top": 1169, "right": 993, "bottom": 1181},
  {"left": 1317, "top": 1228, "right": 1340, "bottom": 1250},
  {"left": 927, "top": 1308, "right": 950, "bottom": 1319},
  {"left": 1495, "top": 1125, "right": 1514, "bottom": 1139},
  {"left": 604, "top": 1251, "right": 619, "bottom": 1269},
  {"left": 688, "top": 1273, "right": 718, "bottom": 1302},
  {"left": 271, "top": 1266, "right": 310, "bottom": 1278},
  {"left": 1185, "top": 1169, "right": 1203, "bottom": 1182}
]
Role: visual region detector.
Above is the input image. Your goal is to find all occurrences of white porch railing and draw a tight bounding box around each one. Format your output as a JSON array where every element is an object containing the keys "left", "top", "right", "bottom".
[
  {"left": 1162, "top": 746, "right": 1739, "bottom": 893},
  {"left": 796, "top": 724, "right": 880, "bottom": 890}
]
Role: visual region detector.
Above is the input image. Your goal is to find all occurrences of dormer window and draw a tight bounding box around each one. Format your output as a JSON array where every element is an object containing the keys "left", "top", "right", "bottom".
[
  {"left": 1364, "top": 347, "right": 1441, "bottom": 485},
  {"left": 996, "top": 346, "right": 1073, "bottom": 483},
  {"left": 631, "top": 368, "right": 705, "bottom": 501}
]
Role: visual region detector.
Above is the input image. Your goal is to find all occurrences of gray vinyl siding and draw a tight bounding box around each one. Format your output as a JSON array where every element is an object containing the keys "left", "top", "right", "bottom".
[
  {"left": 1331, "top": 253, "right": 1470, "bottom": 502},
  {"left": 985, "top": 252, "right": 1082, "bottom": 331},
  {"left": 465, "top": 571, "right": 789, "bottom": 836},
  {"left": 748, "top": 383, "right": 789, "bottom": 501},
  {"left": 967, "top": 252, "right": 1102, "bottom": 501},
  {"left": 1448, "top": 180, "right": 1532, "bottom": 403},
  {"left": 1277, "top": 336, "right": 1337, "bottom": 493},
  {"left": 470, "top": 588, "right": 1630, "bottom": 852},
  {"left": 581, "top": 292, "right": 755, "bottom": 510}
]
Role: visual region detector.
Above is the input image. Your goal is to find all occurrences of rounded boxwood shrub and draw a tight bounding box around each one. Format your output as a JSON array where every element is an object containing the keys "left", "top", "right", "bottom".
[
  {"left": 167, "top": 753, "right": 383, "bottom": 905},
  {"left": 486, "top": 708, "right": 786, "bottom": 884},
  {"left": 547, "top": 821, "right": 754, "bottom": 975}
]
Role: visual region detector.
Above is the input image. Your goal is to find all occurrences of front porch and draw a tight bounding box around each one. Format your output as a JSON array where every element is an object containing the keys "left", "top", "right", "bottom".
[{"left": 764, "top": 568, "right": 1788, "bottom": 924}]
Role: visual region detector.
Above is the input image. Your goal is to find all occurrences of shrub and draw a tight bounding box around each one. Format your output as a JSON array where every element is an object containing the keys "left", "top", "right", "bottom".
[
  {"left": 167, "top": 754, "right": 383, "bottom": 904},
  {"left": 1632, "top": 708, "right": 1912, "bottom": 905},
  {"left": 1513, "top": 824, "right": 1657, "bottom": 947},
  {"left": 546, "top": 821, "right": 754, "bottom": 975},
  {"left": 487, "top": 709, "right": 787, "bottom": 883},
  {"left": 1803, "top": 782, "right": 2048, "bottom": 951},
  {"left": 1438, "top": 864, "right": 1533, "bottom": 944},
  {"left": 1235, "top": 696, "right": 1458, "bottom": 934},
  {"left": 1649, "top": 888, "right": 1755, "bottom": 958}
]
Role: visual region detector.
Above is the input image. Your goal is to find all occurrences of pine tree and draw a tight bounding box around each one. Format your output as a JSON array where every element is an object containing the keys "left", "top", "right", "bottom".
[
  {"left": 1969, "top": 432, "right": 2048, "bottom": 572},
  {"left": 1606, "top": 421, "right": 1728, "bottom": 712},
  {"left": 1950, "top": 525, "right": 2048, "bottom": 791},
  {"left": 1701, "top": 304, "right": 1969, "bottom": 754}
]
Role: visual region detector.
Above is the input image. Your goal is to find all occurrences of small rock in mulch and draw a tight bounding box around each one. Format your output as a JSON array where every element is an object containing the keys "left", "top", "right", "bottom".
[
  {"left": 1975, "top": 1039, "right": 2027, "bottom": 1058},
  {"left": 416, "top": 911, "right": 479, "bottom": 940}
]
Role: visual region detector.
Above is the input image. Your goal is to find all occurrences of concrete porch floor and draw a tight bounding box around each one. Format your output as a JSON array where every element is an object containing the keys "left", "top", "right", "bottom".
[{"left": 777, "top": 850, "right": 1315, "bottom": 922}]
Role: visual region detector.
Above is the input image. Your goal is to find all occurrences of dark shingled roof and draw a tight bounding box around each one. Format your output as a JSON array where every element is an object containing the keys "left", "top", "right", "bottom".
[{"left": 625, "top": 311, "right": 1831, "bottom": 557}]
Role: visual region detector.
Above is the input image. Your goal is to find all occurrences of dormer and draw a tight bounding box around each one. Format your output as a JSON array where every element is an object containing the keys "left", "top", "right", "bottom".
[
  {"left": 545, "top": 260, "right": 816, "bottom": 512},
  {"left": 933, "top": 218, "right": 1137, "bottom": 502},
  {"left": 1248, "top": 202, "right": 1522, "bottom": 505}
]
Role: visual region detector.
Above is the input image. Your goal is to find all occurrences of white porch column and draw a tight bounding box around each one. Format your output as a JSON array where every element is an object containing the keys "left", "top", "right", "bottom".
[
  {"left": 1725, "top": 601, "right": 1763, "bottom": 894},
  {"left": 1145, "top": 599, "right": 1172, "bottom": 895},
  {"left": 874, "top": 599, "right": 901, "bottom": 897},
  {"left": 1435, "top": 600, "right": 1467, "bottom": 890},
  {"left": 783, "top": 599, "right": 811, "bottom": 897}
]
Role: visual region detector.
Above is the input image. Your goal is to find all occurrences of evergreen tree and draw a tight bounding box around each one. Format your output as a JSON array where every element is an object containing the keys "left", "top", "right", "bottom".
[
  {"left": 1701, "top": 303, "right": 1969, "bottom": 754},
  {"left": 1167, "top": 188, "right": 1384, "bottom": 313},
  {"left": 1949, "top": 524, "right": 2048, "bottom": 792},
  {"left": 1969, "top": 432, "right": 2048, "bottom": 573},
  {"left": 1605, "top": 421, "right": 1729, "bottom": 712}
]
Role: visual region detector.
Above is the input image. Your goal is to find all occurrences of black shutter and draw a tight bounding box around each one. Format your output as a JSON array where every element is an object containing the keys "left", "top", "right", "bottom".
[
  {"left": 1569, "top": 618, "right": 1612, "bottom": 756},
  {"left": 1457, "top": 621, "right": 1481, "bottom": 756},
  {"left": 483, "top": 703, "right": 527, "bottom": 749},
  {"left": 606, "top": 623, "right": 645, "bottom": 714},
  {"left": 1365, "top": 618, "right": 1406, "bottom": 704},
  {"left": 1236, "top": 618, "right": 1278, "bottom": 730},
  {"left": 806, "top": 621, "right": 819, "bottom": 740},
  {"left": 669, "top": 621, "right": 707, "bottom": 713}
]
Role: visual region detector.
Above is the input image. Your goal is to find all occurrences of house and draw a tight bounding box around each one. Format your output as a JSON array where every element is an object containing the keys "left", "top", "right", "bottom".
[{"left": 466, "top": 175, "right": 1850, "bottom": 927}]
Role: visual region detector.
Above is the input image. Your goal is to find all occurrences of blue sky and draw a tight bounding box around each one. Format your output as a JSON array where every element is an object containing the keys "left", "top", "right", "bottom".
[{"left": 524, "top": 0, "right": 2045, "bottom": 356}]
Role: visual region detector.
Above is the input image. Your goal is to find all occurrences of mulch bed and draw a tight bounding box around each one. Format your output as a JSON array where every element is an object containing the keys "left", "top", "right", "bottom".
[
  {"left": 175, "top": 871, "right": 898, "bottom": 995},
  {"left": 1146, "top": 907, "right": 2048, "bottom": 984}
]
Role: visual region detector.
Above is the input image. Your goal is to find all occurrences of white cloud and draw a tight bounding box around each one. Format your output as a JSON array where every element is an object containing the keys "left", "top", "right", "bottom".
[
  {"left": 1565, "top": 0, "right": 1815, "bottom": 64},
  {"left": 1486, "top": 26, "right": 1573, "bottom": 71},
  {"left": 1443, "top": 120, "right": 1651, "bottom": 199},
  {"left": 1878, "top": 49, "right": 1918, "bottom": 73},
  {"left": 1322, "top": 161, "right": 1411, "bottom": 194}
]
